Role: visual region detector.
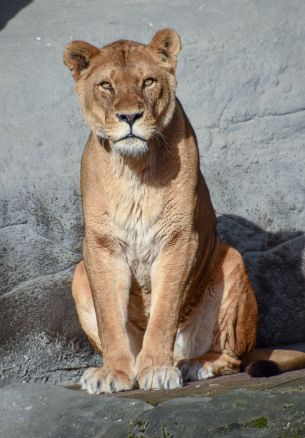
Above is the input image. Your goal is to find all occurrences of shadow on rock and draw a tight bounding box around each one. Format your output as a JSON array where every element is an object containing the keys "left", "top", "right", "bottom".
[
  {"left": 218, "top": 214, "right": 305, "bottom": 347},
  {"left": 0, "top": 0, "right": 33, "bottom": 31}
]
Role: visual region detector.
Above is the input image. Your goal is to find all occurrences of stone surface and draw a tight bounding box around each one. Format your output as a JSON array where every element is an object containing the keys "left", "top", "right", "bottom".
[
  {"left": 130, "top": 389, "right": 305, "bottom": 437},
  {"left": 0, "top": 0, "right": 305, "bottom": 383},
  {"left": 0, "top": 383, "right": 153, "bottom": 438},
  {"left": 1, "top": 381, "right": 305, "bottom": 437}
]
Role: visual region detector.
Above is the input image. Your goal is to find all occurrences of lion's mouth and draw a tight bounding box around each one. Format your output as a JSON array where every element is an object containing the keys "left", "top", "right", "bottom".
[
  {"left": 112, "top": 133, "right": 149, "bottom": 158},
  {"left": 116, "top": 133, "right": 147, "bottom": 143}
]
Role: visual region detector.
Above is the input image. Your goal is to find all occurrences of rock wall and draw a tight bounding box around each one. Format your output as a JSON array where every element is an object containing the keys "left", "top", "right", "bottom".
[{"left": 1, "top": 0, "right": 304, "bottom": 384}]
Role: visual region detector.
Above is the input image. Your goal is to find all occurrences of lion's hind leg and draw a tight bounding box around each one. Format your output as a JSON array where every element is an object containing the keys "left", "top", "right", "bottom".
[
  {"left": 72, "top": 261, "right": 102, "bottom": 354},
  {"left": 177, "top": 244, "right": 257, "bottom": 382}
]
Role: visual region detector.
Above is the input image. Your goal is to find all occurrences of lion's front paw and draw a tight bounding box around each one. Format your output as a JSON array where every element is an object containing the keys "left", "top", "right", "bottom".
[
  {"left": 137, "top": 366, "right": 183, "bottom": 391},
  {"left": 80, "top": 367, "right": 134, "bottom": 394}
]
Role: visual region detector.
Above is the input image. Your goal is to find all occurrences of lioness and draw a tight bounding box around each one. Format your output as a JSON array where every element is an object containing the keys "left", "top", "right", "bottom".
[{"left": 64, "top": 29, "right": 305, "bottom": 394}]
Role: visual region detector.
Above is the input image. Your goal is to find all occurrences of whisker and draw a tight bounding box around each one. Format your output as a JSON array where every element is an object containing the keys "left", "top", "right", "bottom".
[{"left": 155, "top": 130, "right": 170, "bottom": 149}]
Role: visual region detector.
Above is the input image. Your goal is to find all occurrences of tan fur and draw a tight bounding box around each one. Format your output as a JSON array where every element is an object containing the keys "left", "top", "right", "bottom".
[
  {"left": 242, "top": 349, "right": 305, "bottom": 373},
  {"left": 64, "top": 29, "right": 305, "bottom": 394}
]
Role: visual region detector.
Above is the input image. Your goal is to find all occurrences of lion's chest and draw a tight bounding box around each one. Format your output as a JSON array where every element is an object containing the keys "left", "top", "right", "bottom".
[
  {"left": 128, "top": 230, "right": 159, "bottom": 288},
  {"left": 110, "top": 178, "right": 163, "bottom": 291}
]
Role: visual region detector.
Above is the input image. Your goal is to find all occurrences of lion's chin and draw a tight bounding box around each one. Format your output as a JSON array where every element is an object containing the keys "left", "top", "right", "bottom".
[{"left": 112, "top": 137, "right": 149, "bottom": 159}]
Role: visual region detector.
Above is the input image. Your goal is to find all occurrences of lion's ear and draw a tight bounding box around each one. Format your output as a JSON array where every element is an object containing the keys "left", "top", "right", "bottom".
[
  {"left": 64, "top": 41, "right": 100, "bottom": 81},
  {"left": 149, "top": 29, "right": 181, "bottom": 69}
]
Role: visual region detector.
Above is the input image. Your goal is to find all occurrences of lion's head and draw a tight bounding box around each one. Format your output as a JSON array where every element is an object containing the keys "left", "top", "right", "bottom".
[{"left": 64, "top": 29, "right": 181, "bottom": 158}]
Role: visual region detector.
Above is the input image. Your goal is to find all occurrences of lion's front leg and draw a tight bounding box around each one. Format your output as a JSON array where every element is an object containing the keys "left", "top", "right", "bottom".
[
  {"left": 135, "top": 235, "right": 196, "bottom": 390},
  {"left": 80, "top": 231, "right": 135, "bottom": 394}
]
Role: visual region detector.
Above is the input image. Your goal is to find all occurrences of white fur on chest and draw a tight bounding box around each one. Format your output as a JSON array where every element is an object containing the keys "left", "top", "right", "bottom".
[
  {"left": 123, "top": 224, "right": 159, "bottom": 289},
  {"left": 110, "top": 167, "right": 162, "bottom": 288}
]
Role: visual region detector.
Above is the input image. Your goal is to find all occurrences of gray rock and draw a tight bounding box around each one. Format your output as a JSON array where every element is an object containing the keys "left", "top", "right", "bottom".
[
  {"left": 0, "top": 0, "right": 304, "bottom": 383},
  {"left": 218, "top": 216, "right": 305, "bottom": 346},
  {"left": 0, "top": 384, "right": 152, "bottom": 438},
  {"left": 131, "top": 389, "right": 305, "bottom": 437},
  {"left": 1, "top": 384, "right": 304, "bottom": 438}
]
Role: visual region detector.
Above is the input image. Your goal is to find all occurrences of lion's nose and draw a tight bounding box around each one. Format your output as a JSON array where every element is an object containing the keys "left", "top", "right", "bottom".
[{"left": 116, "top": 111, "right": 144, "bottom": 126}]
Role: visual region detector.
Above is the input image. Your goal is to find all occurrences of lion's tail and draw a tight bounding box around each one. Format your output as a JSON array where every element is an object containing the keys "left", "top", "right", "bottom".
[{"left": 242, "top": 349, "right": 305, "bottom": 377}]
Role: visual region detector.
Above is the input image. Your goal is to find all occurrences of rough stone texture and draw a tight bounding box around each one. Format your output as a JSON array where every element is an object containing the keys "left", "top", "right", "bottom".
[
  {"left": 1, "top": 382, "right": 305, "bottom": 437},
  {"left": 130, "top": 389, "right": 305, "bottom": 437},
  {"left": 0, "top": 0, "right": 305, "bottom": 383},
  {"left": 0, "top": 384, "right": 153, "bottom": 438}
]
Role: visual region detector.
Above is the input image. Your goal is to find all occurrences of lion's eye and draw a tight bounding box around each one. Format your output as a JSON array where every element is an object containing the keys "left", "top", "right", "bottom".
[
  {"left": 98, "top": 81, "right": 113, "bottom": 91},
  {"left": 143, "top": 78, "right": 156, "bottom": 88}
]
